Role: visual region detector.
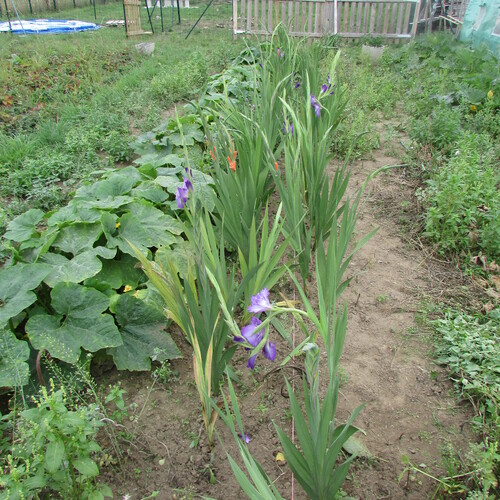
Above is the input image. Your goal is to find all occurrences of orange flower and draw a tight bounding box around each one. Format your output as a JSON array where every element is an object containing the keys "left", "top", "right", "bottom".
[
  {"left": 274, "top": 161, "right": 279, "bottom": 171},
  {"left": 210, "top": 150, "right": 215, "bottom": 160},
  {"left": 227, "top": 155, "right": 236, "bottom": 171},
  {"left": 233, "top": 149, "right": 237, "bottom": 159}
]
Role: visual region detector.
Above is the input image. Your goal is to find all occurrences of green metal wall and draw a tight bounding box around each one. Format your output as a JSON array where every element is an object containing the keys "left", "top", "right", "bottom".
[{"left": 460, "top": 0, "right": 500, "bottom": 58}]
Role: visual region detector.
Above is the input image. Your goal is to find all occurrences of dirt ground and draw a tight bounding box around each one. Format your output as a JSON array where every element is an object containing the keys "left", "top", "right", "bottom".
[{"left": 101, "top": 123, "right": 475, "bottom": 499}]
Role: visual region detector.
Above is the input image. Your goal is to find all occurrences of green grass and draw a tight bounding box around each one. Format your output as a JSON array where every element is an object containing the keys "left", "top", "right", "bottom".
[{"left": 0, "top": 1, "right": 241, "bottom": 230}]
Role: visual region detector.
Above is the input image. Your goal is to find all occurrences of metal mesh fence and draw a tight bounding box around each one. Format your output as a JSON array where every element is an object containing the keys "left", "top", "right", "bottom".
[{"left": 1, "top": 0, "right": 116, "bottom": 17}]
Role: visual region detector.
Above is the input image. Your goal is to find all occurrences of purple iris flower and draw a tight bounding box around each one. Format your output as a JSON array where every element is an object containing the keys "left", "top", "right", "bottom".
[
  {"left": 176, "top": 186, "right": 189, "bottom": 209},
  {"left": 277, "top": 48, "right": 284, "bottom": 59},
  {"left": 238, "top": 433, "right": 251, "bottom": 444},
  {"left": 240, "top": 317, "right": 265, "bottom": 347},
  {"left": 175, "top": 177, "right": 193, "bottom": 209},
  {"left": 263, "top": 341, "right": 276, "bottom": 361},
  {"left": 321, "top": 84, "right": 328, "bottom": 93},
  {"left": 294, "top": 81, "right": 301, "bottom": 89},
  {"left": 247, "top": 353, "right": 258, "bottom": 370},
  {"left": 248, "top": 288, "right": 272, "bottom": 314},
  {"left": 310, "top": 95, "right": 321, "bottom": 118}
]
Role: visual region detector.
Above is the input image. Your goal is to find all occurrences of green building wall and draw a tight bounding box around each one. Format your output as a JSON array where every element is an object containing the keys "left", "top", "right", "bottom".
[{"left": 460, "top": 0, "right": 500, "bottom": 58}]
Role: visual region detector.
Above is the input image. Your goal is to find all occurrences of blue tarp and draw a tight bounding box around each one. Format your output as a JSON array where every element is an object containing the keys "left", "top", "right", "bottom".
[{"left": 0, "top": 19, "right": 99, "bottom": 34}]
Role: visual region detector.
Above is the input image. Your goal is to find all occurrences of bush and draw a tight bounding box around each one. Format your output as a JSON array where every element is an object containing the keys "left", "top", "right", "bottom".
[
  {"left": 410, "top": 104, "right": 463, "bottom": 152},
  {"left": 421, "top": 133, "right": 500, "bottom": 260},
  {"left": 0, "top": 382, "right": 112, "bottom": 499},
  {"left": 433, "top": 309, "right": 500, "bottom": 440}
]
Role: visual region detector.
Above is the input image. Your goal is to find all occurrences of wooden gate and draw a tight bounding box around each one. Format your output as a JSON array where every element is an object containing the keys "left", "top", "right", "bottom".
[{"left": 233, "top": 0, "right": 420, "bottom": 41}]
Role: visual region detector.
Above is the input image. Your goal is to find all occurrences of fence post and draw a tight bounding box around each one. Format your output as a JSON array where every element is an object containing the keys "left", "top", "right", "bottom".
[
  {"left": 233, "top": 0, "right": 238, "bottom": 38},
  {"left": 411, "top": 0, "right": 421, "bottom": 38},
  {"left": 334, "top": 0, "right": 337, "bottom": 34}
]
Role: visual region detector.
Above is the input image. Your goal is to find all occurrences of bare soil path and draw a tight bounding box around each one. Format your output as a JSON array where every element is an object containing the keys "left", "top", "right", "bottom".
[{"left": 336, "top": 141, "right": 473, "bottom": 498}]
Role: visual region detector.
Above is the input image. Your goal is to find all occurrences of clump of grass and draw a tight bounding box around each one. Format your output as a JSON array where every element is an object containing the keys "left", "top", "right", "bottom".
[
  {"left": 149, "top": 52, "right": 209, "bottom": 106},
  {"left": 409, "top": 104, "right": 464, "bottom": 153}
]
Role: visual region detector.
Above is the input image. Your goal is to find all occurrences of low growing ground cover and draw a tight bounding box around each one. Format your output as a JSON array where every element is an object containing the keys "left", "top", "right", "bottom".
[{"left": 0, "top": 10, "right": 499, "bottom": 499}]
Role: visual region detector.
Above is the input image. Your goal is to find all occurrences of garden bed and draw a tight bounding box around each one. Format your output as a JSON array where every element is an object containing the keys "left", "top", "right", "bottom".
[{"left": 1, "top": 9, "right": 499, "bottom": 499}]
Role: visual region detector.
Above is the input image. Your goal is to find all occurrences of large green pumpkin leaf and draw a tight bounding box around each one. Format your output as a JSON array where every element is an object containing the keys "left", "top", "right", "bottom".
[
  {"left": 26, "top": 283, "right": 122, "bottom": 364},
  {"left": 51, "top": 223, "right": 103, "bottom": 256},
  {"left": 114, "top": 204, "right": 183, "bottom": 256},
  {"left": 85, "top": 254, "right": 144, "bottom": 291},
  {"left": 0, "top": 263, "right": 52, "bottom": 325},
  {"left": 131, "top": 181, "right": 169, "bottom": 204},
  {"left": 192, "top": 183, "right": 216, "bottom": 212},
  {"left": 156, "top": 166, "right": 182, "bottom": 177},
  {"left": 133, "top": 152, "right": 182, "bottom": 168},
  {"left": 0, "top": 329, "right": 30, "bottom": 387},
  {"left": 4, "top": 209, "right": 45, "bottom": 242},
  {"left": 47, "top": 202, "right": 102, "bottom": 226},
  {"left": 155, "top": 241, "right": 194, "bottom": 280},
  {"left": 190, "top": 169, "right": 216, "bottom": 212},
  {"left": 92, "top": 247, "right": 117, "bottom": 260},
  {"left": 114, "top": 213, "right": 152, "bottom": 256},
  {"left": 81, "top": 196, "right": 135, "bottom": 211},
  {"left": 126, "top": 202, "right": 184, "bottom": 237},
  {"left": 41, "top": 251, "right": 103, "bottom": 287},
  {"left": 101, "top": 212, "right": 120, "bottom": 249},
  {"left": 75, "top": 167, "right": 142, "bottom": 199},
  {"left": 109, "top": 294, "right": 181, "bottom": 371},
  {"left": 20, "top": 227, "right": 58, "bottom": 258},
  {"left": 154, "top": 175, "right": 180, "bottom": 193}
]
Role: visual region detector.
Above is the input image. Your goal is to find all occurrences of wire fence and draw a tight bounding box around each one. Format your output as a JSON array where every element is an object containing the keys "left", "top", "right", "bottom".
[{"left": 1, "top": 0, "right": 118, "bottom": 17}]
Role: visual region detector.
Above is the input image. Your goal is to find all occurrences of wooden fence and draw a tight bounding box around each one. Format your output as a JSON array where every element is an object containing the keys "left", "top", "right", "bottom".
[
  {"left": 417, "top": 0, "right": 469, "bottom": 34},
  {"left": 233, "top": 0, "right": 420, "bottom": 41}
]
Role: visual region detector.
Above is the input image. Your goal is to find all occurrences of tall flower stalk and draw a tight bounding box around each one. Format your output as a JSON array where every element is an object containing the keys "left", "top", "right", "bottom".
[{"left": 273, "top": 53, "right": 352, "bottom": 288}]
